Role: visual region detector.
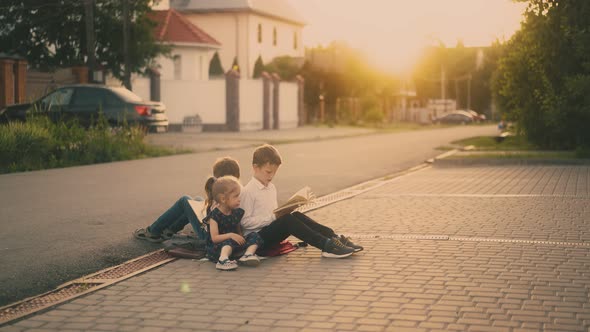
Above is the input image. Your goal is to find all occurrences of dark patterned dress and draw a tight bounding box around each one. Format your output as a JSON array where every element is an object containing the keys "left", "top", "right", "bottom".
[{"left": 203, "top": 207, "right": 263, "bottom": 261}]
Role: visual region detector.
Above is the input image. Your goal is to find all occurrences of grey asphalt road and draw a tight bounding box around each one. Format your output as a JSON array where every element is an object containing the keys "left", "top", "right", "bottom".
[{"left": 0, "top": 125, "right": 496, "bottom": 306}]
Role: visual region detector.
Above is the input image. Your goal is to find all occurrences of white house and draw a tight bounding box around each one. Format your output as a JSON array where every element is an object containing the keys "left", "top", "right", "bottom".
[
  {"left": 147, "top": 9, "right": 221, "bottom": 81},
  {"left": 114, "top": 0, "right": 302, "bottom": 130},
  {"left": 106, "top": 8, "right": 224, "bottom": 124},
  {"left": 170, "top": 0, "right": 306, "bottom": 79}
]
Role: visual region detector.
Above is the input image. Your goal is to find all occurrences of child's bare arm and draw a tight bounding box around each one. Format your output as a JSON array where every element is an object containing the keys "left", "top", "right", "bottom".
[{"left": 209, "top": 220, "right": 245, "bottom": 244}]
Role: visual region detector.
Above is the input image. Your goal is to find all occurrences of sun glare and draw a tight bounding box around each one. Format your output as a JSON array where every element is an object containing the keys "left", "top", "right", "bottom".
[{"left": 289, "top": 0, "right": 527, "bottom": 74}]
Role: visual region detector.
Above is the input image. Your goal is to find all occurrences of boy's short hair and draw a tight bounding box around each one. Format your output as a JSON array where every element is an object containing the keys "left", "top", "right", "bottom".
[
  {"left": 252, "top": 144, "right": 282, "bottom": 166},
  {"left": 213, "top": 157, "right": 240, "bottom": 178}
]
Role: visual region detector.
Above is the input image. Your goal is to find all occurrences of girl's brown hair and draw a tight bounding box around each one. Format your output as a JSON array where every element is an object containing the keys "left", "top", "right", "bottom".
[{"left": 205, "top": 176, "right": 241, "bottom": 211}]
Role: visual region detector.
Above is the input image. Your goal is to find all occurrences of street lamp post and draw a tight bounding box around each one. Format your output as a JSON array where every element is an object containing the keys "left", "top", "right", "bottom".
[
  {"left": 467, "top": 73, "right": 472, "bottom": 110},
  {"left": 319, "top": 94, "right": 325, "bottom": 123},
  {"left": 84, "top": 0, "right": 95, "bottom": 80}
]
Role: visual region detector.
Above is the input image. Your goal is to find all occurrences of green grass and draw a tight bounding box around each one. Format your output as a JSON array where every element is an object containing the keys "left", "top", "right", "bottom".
[
  {"left": 311, "top": 122, "right": 437, "bottom": 132},
  {"left": 435, "top": 145, "right": 456, "bottom": 151},
  {"left": 441, "top": 134, "right": 589, "bottom": 161},
  {"left": 451, "top": 135, "right": 538, "bottom": 151},
  {"left": 0, "top": 116, "right": 187, "bottom": 174},
  {"left": 448, "top": 151, "right": 578, "bottom": 160}
]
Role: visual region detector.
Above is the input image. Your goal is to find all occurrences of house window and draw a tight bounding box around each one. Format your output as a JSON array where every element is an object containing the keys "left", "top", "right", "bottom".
[
  {"left": 273, "top": 27, "right": 277, "bottom": 46},
  {"left": 173, "top": 55, "right": 182, "bottom": 80},
  {"left": 198, "top": 55, "right": 203, "bottom": 80},
  {"left": 257, "top": 24, "right": 262, "bottom": 43},
  {"left": 293, "top": 31, "right": 298, "bottom": 50}
]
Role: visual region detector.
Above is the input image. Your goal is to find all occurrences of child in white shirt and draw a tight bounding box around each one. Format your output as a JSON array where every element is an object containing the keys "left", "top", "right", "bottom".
[{"left": 240, "top": 144, "right": 363, "bottom": 258}]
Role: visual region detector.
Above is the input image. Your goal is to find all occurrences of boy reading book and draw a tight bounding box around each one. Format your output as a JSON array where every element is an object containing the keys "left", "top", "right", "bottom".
[{"left": 240, "top": 144, "right": 363, "bottom": 258}]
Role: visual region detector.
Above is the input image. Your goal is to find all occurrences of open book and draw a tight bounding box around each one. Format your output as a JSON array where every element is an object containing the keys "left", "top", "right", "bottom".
[
  {"left": 273, "top": 186, "right": 315, "bottom": 215},
  {"left": 187, "top": 199, "right": 207, "bottom": 221}
]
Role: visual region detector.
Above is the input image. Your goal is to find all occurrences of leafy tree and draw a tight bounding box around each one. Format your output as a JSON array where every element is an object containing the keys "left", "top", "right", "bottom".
[
  {"left": 299, "top": 42, "right": 398, "bottom": 123},
  {"left": 264, "top": 56, "right": 302, "bottom": 80},
  {"left": 0, "top": 0, "right": 169, "bottom": 81},
  {"left": 412, "top": 41, "right": 502, "bottom": 118},
  {"left": 208, "top": 51, "right": 224, "bottom": 76},
  {"left": 493, "top": 0, "right": 590, "bottom": 149},
  {"left": 252, "top": 55, "right": 264, "bottom": 78}
]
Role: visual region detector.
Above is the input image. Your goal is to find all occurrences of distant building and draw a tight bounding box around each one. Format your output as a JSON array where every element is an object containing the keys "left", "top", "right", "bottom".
[
  {"left": 150, "top": 0, "right": 171, "bottom": 11},
  {"left": 147, "top": 9, "right": 221, "bottom": 81},
  {"left": 106, "top": 7, "right": 221, "bottom": 123},
  {"left": 427, "top": 99, "right": 457, "bottom": 118},
  {"left": 391, "top": 79, "right": 458, "bottom": 124},
  {"left": 171, "top": 0, "right": 306, "bottom": 78}
]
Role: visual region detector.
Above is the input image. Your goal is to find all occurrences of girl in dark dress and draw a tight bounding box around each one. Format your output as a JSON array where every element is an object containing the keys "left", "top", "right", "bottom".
[{"left": 203, "top": 176, "right": 263, "bottom": 270}]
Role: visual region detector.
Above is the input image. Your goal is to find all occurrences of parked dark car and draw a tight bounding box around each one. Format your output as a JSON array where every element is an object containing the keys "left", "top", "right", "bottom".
[
  {"left": 434, "top": 111, "right": 474, "bottom": 124},
  {"left": 0, "top": 84, "right": 168, "bottom": 132},
  {"left": 461, "top": 109, "right": 486, "bottom": 122}
]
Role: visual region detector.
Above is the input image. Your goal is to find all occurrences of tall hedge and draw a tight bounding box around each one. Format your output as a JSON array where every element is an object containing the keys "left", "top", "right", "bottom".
[{"left": 493, "top": 0, "right": 590, "bottom": 149}]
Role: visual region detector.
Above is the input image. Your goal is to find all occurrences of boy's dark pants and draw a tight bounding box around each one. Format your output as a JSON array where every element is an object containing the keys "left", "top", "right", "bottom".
[{"left": 257, "top": 211, "right": 336, "bottom": 250}]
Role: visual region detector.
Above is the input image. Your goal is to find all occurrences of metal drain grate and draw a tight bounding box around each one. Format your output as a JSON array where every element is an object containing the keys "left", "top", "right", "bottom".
[
  {"left": 0, "top": 250, "right": 175, "bottom": 325},
  {"left": 391, "top": 193, "right": 590, "bottom": 198},
  {"left": 297, "top": 190, "right": 359, "bottom": 212},
  {"left": 0, "top": 283, "right": 101, "bottom": 323},
  {"left": 298, "top": 164, "right": 431, "bottom": 214},
  {"left": 450, "top": 236, "right": 590, "bottom": 247},
  {"left": 345, "top": 234, "right": 450, "bottom": 240},
  {"left": 345, "top": 234, "right": 590, "bottom": 247},
  {"left": 86, "top": 250, "right": 173, "bottom": 281}
]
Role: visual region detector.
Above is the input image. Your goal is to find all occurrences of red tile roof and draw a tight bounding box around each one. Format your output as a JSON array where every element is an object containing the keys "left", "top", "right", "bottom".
[{"left": 148, "top": 9, "right": 220, "bottom": 46}]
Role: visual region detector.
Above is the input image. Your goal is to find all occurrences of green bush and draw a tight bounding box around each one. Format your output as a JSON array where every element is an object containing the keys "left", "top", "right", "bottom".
[
  {"left": 493, "top": 1, "right": 590, "bottom": 149},
  {"left": 0, "top": 120, "right": 52, "bottom": 172},
  {"left": 575, "top": 146, "right": 590, "bottom": 158},
  {"left": 362, "top": 107, "right": 384, "bottom": 124},
  {"left": 0, "top": 115, "right": 178, "bottom": 174},
  {"left": 209, "top": 51, "right": 224, "bottom": 76},
  {"left": 252, "top": 55, "right": 265, "bottom": 79},
  {"left": 358, "top": 96, "right": 384, "bottom": 124},
  {"left": 336, "top": 106, "right": 355, "bottom": 125}
]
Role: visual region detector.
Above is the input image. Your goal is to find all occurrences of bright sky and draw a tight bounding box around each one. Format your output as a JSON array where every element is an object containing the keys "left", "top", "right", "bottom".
[{"left": 287, "top": 0, "right": 527, "bottom": 74}]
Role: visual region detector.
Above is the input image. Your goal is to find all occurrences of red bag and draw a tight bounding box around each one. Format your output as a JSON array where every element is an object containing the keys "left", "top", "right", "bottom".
[{"left": 257, "top": 240, "right": 298, "bottom": 257}]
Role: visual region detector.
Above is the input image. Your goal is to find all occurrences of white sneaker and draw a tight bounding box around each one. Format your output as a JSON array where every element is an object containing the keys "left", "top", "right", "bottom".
[
  {"left": 238, "top": 254, "right": 261, "bottom": 267},
  {"left": 216, "top": 259, "right": 238, "bottom": 270}
]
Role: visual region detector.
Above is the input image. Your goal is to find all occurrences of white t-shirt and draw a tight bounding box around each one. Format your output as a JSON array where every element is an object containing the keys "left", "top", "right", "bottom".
[{"left": 240, "top": 177, "right": 278, "bottom": 235}]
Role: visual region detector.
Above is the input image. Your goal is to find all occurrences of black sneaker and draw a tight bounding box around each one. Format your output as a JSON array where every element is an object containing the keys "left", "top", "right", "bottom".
[
  {"left": 161, "top": 228, "right": 175, "bottom": 240},
  {"left": 133, "top": 227, "right": 163, "bottom": 243},
  {"left": 338, "top": 235, "right": 363, "bottom": 252},
  {"left": 322, "top": 238, "right": 354, "bottom": 258}
]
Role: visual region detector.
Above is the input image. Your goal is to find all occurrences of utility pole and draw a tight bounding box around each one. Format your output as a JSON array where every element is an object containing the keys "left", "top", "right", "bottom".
[
  {"left": 441, "top": 64, "right": 446, "bottom": 114},
  {"left": 454, "top": 77, "right": 459, "bottom": 108},
  {"left": 122, "top": 0, "right": 132, "bottom": 89},
  {"left": 84, "top": 0, "right": 96, "bottom": 81},
  {"left": 467, "top": 73, "right": 472, "bottom": 110},
  {"left": 440, "top": 65, "right": 446, "bottom": 101}
]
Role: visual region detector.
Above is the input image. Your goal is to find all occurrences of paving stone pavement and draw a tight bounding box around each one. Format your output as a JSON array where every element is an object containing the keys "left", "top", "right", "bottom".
[{"left": 2, "top": 165, "right": 590, "bottom": 332}]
